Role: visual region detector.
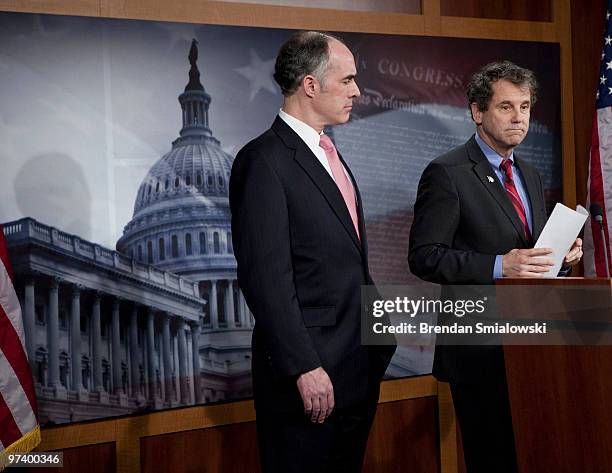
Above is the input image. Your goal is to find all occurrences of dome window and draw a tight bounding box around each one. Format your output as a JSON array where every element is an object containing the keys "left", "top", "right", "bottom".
[
  {"left": 159, "top": 238, "right": 166, "bottom": 261},
  {"left": 199, "top": 232, "right": 207, "bottom": 254},
  {"left": 165, "top": 179, "right": 169, "bottom": 191},
  {"left": 197, "top": 173, "right": 202, "bottom": 186},
  {"left": 171, "top": 235, "right": 179, "bottom": 258},
  {"left": 227, "top": 232, "right": 233, "bottom": 254},
  {"left": 213, "top": 232, "right": 220, "bottom": 254},
  {"left": 186, "top": 234, "right": 192, "bottom": 255},
  {"left": 148, "top": 184, "right": 152, "bottom": 196},
  {"left": 138, "top": 244, "right": 143, "bottom": 261},
  {"left": 175, "top": 177, "right": 180, "bottom": 188},
  {"left": 207, "top": 173, "right": 213, "bottom": 187},
  {"left": 217, "top": 174, "right": 224, "bottom": 188},
  {"left": 186, "top": 173, "right": 192, "bottom": 186},
  {"left": 147, "top": 241, "right": 153, "bottom": 264},
  {"left": 155, "top": 182, "right": 160, "bottom": 192}
]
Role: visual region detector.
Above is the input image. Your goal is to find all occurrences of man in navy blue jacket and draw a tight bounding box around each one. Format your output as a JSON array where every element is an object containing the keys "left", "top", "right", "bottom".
[
  {"left": 409, "top": 61, "right": 582, "bottom": 473},
  {"left": 230, "top": 31, "right": 395, "bottom": 473}
]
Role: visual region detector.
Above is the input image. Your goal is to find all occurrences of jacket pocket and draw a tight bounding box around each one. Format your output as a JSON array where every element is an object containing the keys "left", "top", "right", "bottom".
[{"left": 301, "top": 306, "right": 336, "bottom": 327}]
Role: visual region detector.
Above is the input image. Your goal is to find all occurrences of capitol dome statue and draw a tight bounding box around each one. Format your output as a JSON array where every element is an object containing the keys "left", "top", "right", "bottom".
[{"left": 117, "top": 39, "right": 253, "bottom": 403}]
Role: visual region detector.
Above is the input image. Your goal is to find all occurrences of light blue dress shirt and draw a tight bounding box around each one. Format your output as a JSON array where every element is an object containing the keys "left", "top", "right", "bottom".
[{"left": 473, "top": 133, "right": 533, "bottom": 280}]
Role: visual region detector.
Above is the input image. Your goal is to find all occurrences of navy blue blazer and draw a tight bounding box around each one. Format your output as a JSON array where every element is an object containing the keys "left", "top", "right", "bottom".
[
  {"left": 230, "top": 117, "right": 394, "bottom": 411},
  {"left": 408, "top": 135, "right": 549, "bottom": 383}
]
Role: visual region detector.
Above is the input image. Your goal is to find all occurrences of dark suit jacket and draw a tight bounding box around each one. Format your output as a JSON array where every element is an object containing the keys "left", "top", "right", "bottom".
[
  {"left": 230, "top": 116, "right": 394, "bottom": 412},
  {"left": 408, "top": 135, "right": 547, "bottom": 383}
]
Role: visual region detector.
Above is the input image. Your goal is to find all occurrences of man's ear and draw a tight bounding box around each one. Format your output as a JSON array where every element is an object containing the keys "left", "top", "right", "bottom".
[
  {"left": 470, "top": 102, "right": 482, "bottom": 125},
  {"left": 302, "top": 74, "right": 318, "bottom": 98}
]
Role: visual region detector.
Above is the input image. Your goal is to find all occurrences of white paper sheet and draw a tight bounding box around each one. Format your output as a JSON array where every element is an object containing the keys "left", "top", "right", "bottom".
[{"left": 533, "top": 203, "right": 588, "bottom": 277}]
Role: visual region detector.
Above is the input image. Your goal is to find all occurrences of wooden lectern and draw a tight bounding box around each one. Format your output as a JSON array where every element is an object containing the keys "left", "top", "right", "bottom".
[{"left": 497, "top": 278, "right": 612, "bottom": 473}]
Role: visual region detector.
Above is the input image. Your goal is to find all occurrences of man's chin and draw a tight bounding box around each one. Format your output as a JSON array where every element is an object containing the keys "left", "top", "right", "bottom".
[
  {"left": 505, "top": 136, "right": 525, "bottom": 147},
  {"left": 338, "top": 112, "right": 351, "bottom": 124}
]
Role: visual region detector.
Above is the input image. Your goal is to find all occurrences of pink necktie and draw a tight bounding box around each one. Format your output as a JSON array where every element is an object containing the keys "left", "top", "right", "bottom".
[{"left": 319, "top": 134, "right": 360, "bottom": 239}]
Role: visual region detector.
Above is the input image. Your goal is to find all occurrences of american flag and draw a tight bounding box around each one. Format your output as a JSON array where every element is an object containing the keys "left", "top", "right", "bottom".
[
  {"left": 584, "top": 1, "right": 612, "bottom": 276},
  {"left": 0, "top": 225, "right": 39, "bottom": 470}
]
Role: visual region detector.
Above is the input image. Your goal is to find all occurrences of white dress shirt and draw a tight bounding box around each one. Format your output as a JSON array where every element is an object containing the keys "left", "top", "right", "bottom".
[{"left": 278, "top": 109, "right": 354, "bottom": 189}]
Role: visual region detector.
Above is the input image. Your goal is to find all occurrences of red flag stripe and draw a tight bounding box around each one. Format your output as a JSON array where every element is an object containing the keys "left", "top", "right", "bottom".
[
  {"left": 0, "top": 225, "right": 38, "bottom": 436},
  {"left": 0, "top": 302, "right": 38, "bottom": 420},
  {"left": 0, "top": 391, "right": 23, "bottom": 448}
]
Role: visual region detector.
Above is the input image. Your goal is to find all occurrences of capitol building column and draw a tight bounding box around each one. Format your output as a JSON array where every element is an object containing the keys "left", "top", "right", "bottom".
[
  {"left": 226, "top": 280, "right": 236, "bottom": 328},
  {"left": 177, "top": 317, "right": 189, "bottom": 405},
  {"left": 47, "top": 277, "right": 66, "bottom": 398},
  {"left": 91, "top": 292, "right": 105, "bottom": 397},
  {"left": 209, "top": 280, "right": 219, "bottom": 329},
  {"left": 111, "top": 298, "right": 128, "bottom": 405},
  {"left": 23, "top": 276, "right": 36, "bottom": 364},
  {"left": 190, "top": 321, "right": 201, "bottom": 403},
  {"left": 129, "top": 304, "right": 141, "bottom": 399},
  {"left": 146, "top": 308, "right": 161, "bottom": 407},
  {"left": 162, "top": 313, "right": 173, "bottom": 405},
  {"left": 70, "top": 285, "right": 87, "bottom": 399}
]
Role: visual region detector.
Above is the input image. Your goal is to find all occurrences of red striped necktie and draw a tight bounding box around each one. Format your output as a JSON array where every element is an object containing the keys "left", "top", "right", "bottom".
[{"left": 500, "top": 159, "right": 532, "bottom": 241}]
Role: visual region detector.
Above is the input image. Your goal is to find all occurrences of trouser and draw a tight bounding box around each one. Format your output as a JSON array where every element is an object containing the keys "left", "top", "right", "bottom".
[
  {"left": 450, "top": 375, "right": 518, "bottom": 473},
  {"left": 256, "top": 396, "right": 378, "bottom": 473}
]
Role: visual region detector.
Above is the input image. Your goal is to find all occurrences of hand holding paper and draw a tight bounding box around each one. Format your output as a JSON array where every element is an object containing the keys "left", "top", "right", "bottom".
[
  {"left": 533, "top": 204, "right": 588, "bottom": 277},
  {"left": 502, "top": 247, "right": 555, "bottom": 278}
]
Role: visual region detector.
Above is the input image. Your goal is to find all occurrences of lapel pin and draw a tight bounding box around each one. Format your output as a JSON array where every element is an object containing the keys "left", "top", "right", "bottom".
[{"left": 487, "top": 175, "right": 495, "bottom": 183}]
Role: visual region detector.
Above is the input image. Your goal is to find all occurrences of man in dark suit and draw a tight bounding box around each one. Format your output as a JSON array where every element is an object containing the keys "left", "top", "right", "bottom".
[
  {"left": 230, "top": 31, "right": 395, "bottom": 473},
  {"left": 408, "top": 61, "right": 582, "bottom": 472}
]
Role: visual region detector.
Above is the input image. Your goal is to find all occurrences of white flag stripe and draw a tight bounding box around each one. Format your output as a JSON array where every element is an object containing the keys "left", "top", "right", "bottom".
[
  {"left": 0, "top": 346, "right": 37, "bottom": 437},
  {"left": 0, "top": 257, "right": 26, "bottom": 353},
  {"left": 597, "top": 108, "right": 612, "bottom": 245}
]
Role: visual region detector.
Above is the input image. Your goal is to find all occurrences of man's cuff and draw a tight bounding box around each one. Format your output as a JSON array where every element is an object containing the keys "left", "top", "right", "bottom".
[
  {"left": 558, "top": 264, "right": 572, "bottom": 277},
  {"left": 493, "top": 255, "right": 503, "bottom": 280}
]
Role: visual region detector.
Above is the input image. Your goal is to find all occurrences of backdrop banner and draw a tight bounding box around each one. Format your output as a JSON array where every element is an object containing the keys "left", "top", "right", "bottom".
[{"left": 0, "top": 11, "right": 561, "bottom": 425}]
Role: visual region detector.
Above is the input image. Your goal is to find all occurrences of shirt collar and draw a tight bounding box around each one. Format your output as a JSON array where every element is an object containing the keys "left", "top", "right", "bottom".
[
  {"left": 474, "top": 131, "right": 514, "bottom": 170},
  {"left": 278, "top": 109, "right": 323, "bottom": 150}
]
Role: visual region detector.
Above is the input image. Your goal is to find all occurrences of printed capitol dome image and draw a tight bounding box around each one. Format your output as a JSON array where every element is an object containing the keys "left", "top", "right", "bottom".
[{"left": 115, "top": 39, "right": 254, "bottom": 407}]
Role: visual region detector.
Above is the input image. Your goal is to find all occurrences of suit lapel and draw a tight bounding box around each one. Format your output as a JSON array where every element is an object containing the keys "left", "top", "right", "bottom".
[
  {"left": 466, "top": 136, "right": 531, "bottom": 246},
  {"left": 272, "top": 118, "right": 362, "bottom": 252},
  {"left": 514, "top": 156, "right": 546, "bottom": 241}
]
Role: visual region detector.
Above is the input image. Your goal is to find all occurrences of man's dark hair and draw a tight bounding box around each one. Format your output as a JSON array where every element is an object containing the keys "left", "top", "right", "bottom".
[
  {"left": 273, "top": 31, "right": 345, "bottom": 97},
  {"left": 467, "top": 60, "right": 538, "bottom": 112}
]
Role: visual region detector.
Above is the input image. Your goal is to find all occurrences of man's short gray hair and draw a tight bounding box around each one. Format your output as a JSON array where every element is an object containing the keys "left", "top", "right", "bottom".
[{"left": 273, "top": 31, "right": 345, "bottom": 97}]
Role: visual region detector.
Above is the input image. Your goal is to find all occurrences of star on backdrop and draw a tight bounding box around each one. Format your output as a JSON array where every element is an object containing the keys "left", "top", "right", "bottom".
[{"left": 234, "top": 48, "right": 277, "bottom": 101}]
